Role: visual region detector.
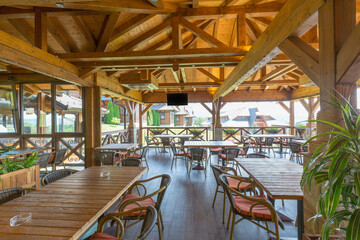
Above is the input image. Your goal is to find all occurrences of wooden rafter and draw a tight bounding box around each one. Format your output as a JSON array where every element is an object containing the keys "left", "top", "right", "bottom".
[
  {"left": 213, "top": 0, "right": 325, "bottom": 100},
  {"left": 96, "top": 13, "right": 120, "bottom": 52}
]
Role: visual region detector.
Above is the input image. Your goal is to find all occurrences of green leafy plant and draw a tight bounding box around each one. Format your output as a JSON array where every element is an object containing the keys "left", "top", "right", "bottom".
[
  {"left": 301, "top": 98, "right": 360, "bottom": 240},
  {"left": 266, "top": 128, "right": 280, "bottom": 134},
  {"left": 151, "top": 129, "right": 164, "bottom": 135},
  {"left": 0, "top": 152, "right": 39, "bottom": 175},
  {"left": 224, "top": 128, "right": 237, "bottom": 135},
  {"left": 296, "top": 122, "right": 307, "bottom": 128}
]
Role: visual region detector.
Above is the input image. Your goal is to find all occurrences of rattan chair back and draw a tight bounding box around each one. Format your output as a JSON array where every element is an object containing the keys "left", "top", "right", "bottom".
[
  {"left": 161, "top": 137, "right": 171, "bottom": 147},
  {"left": 170, "top": 142, "right": 177, "bottom": 155},
  {"left": 99, "top": 151, "right": 116, "bottom": 166},
  {"left": 155, "top": 174, "right": 171, "bottom": 210},
  {"left": 189, "top": 147, "right": 205, "bottom": 161},
  {"left": 289, "top": 142, "right": 301, "bottom": 153},
  {"left": 53, "top": 148, "right": 67, "bottom": 165},
  {"left": 0, "top": 187, "right": 23, "bottom": 205},
  {"left": 121, "top": 158, "right": 142, "bottom": 166},
  {"left": 180, "top": 137, "right": 190, "bottom": 146},
  {"left": 210, "top": 164, "right": 227, "bottom": 187},
  {"left": 264, "top": 137, "right": 274, "bottom": 146},
  {"left": 37, "top": 152, "right": 52, "bottom": 169},
  {"left": 246, "top": 153, "right": 269, "bottom": 158},
  {"left": 41, "top": 169, "right": 78, "bottom": 186},
  {"left": 97, "top": 206, "right": 157, "bottom": 240},
  {"left": 224, "top": 148, "right": 240, "bottom": 160}
]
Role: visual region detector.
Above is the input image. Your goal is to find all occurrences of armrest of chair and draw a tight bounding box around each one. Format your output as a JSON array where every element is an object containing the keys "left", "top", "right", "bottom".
[{"left": 22, "top": 187, "right": 36, "bottom": 194}]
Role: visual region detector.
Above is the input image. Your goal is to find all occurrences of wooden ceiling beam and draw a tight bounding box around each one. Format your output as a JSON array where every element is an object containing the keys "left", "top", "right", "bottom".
[
  {"left": 72, "top": 16, "right": 96, "bottom": 51},
  {"left": 278, "top": 101, "right": 290, "bottom": 113},
  {"left": 0, "top": 30, "right": 90, "bottom": 86},
  {"left": 34, "top": 8, "right": 47, "bottom": 51},
  {"left": 96, "top": 13, "right": 120, "bottom": 52},
  {"left": 213, "top": 0, "right": 324, "bottom": 100},
  {"left": 47, "top": 18, "right": 72, "bottom": 53},
  {"left": 197, "top": 68, "right": 221, "bottom": 83},
  {"left": 177, "top": 3, "right": 282, "bottom": 19},
  {"left": 279, "top": 37, "right": 320, "bottom": 86},
  {"left": 183, "top": 20, "right": 214, "bottom": 49},
  {"left": 179, "top": 17, "right": 227, "bottom": 48},
  {"left": 180, "top": 68, "right": 187, "bottom": 83},
  {"left": 260, "top": 65, "right": 297, "bottom": 82},
  {"left": 8, "top": 18, "right": 35, "bottom": 44},
  {"left": 192, "top": 0, "right": 199, "bottom": 8},
  {"left": 116, "top": 18, "right": 171, "bottom": 51}
]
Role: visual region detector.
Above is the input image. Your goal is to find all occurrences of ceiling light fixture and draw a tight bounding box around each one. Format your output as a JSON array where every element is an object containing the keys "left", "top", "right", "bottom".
[{"left": 56, "top": 2, "right": 65, "bottom": 8}]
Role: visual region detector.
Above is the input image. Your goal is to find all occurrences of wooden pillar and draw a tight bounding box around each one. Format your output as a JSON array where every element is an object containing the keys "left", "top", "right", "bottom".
[
  {"left": 289, "top": 101, "right": 295, "bottom": 135},
  {"left": 34, "top": 8, "right": 47, "bottom": 51},
  {"left": 138, "top": 104, "right": 143, "bottom": 146},
  {"left": 213, "top": 98, "right": 223, "bottom": 140},
  {"left": 125, "top": 100, "right": 138, "bottom": 143}
]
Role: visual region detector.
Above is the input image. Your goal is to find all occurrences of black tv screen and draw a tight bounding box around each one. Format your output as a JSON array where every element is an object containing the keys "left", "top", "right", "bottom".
[{"left": 167, "top": 93, "right": 188, "bottom": 106}]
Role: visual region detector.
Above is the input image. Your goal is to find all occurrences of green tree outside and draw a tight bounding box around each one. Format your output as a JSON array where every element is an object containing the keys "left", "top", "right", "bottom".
[{"left": 104, "top": 101, "right": 114, "bottom": 124}]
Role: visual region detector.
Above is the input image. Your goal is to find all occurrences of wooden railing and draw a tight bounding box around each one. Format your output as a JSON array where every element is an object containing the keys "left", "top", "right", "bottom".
[
  {"left": 143, "top": 127, "right": 211, "bottom": 143},
  {"left": 101, "top": 129, "right": 128, "bottom": 145},
  {"left": 222, "top": 127, "right": 297, "bottom": 144}
]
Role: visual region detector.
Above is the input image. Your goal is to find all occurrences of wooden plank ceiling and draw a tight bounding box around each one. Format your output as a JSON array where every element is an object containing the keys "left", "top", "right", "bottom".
[{"left": 0, "top": 0, "right": 360, "bottom": 102}]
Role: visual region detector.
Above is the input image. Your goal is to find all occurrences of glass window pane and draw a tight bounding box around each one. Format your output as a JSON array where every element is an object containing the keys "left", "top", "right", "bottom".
[
  {"left": 56, "top": 85, "right": 83, "bottom": 133},
  {"left": 22, "top": 84, "right": 52, "bottom": 134},
  {"left": 0, "top": 85, "right": 16, "bottom": 133},
  {"left": 101, "top": 97, "right": 126, "bottom": 133}
]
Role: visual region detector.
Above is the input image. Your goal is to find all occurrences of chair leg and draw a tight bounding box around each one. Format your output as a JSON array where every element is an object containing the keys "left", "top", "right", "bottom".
[
  {"left": 222, "top": 191, "right": 226, "bottom": 223},
  {"left": 159, "top": 210, "right": 164, "bottom": 230},
  {"left": 212, "top": 185, "right": 219, "bottom": 207},
  {"left": 227, "top": 207, "right": 232, "bottom": 229},
  {"left": 171, "top": 156, "right": 175, "bottom": 169},
  {"left": 229, "top": 211, "right": 236, "bottom": 240},
  {"left": 157, "top": 215, "right": 163, "bottom": 240}
]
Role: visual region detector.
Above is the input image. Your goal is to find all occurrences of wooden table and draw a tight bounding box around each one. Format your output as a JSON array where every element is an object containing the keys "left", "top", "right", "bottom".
[
  {"left": 94, "top": 143, "right": 137, "bottom": 151},
  {"left": 0, "top": 166, "right": 146, "bottom": 240},
  {"left": 0, "top": 147, "right": 53, "bottom": 161},
  {"left": 248, "top": 134, "right": 298, "bottom": 154},
  {"left": 292, "top": 139, "right": 307, "bottom": 145},
  {"left": 184, "top": 141, "right": 237, "bottom": 169},
  {"left": 236, "top": 157, "right": 304, "bottom": 240}
]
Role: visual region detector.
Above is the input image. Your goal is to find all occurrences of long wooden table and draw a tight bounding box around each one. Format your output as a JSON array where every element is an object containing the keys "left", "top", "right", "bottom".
[
  {"left": 236, "top": 157, "right": 303, "bottom": 240},
  {"left": 94, "top": 143, "right": 137, "bottom": 151},
  {"left": 0, "top": 166, "right": 147, "bottom": 240}
]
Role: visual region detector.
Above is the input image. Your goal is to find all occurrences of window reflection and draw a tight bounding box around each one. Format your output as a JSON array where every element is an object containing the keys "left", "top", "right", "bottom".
[{"left": 0, "top": 85, "right": 16, "bottom": 133}]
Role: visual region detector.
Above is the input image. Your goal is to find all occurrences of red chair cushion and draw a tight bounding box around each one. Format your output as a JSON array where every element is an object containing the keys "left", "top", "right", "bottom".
[
  {"left": 239, "top": 150, "right": 246, "bottom": 156},
  {"left": 90, "top": 232, "right": 120, "bottom": 240},
  {"left": 227, "top": 178, "right": 251, "bottom": 190},
  {"left": 48, "top": 152, "right": 55, "bottom": 163},
  {"left": 210, "top": 148, "right": 222, "bottom": 152},
  {"left": 233, "top": 195, "right": 272, "bottom": 220},
  {"left": 114, "top": 157, "right": 122, "bottom": 164},
  {"left": 176, "top": 151, "right": 186, "bottom": 156},
  {"left": 118, "top": 193, "right": 155, "bottom": 216},
  {"left": 128, "top": 153, "right": 141, "bottom": 159},
  {"left": 120, "top": 151, "right": 128, "bottom": 155},
  {"left": 219, "top": 153, "right": 226, "bottom": 160}
]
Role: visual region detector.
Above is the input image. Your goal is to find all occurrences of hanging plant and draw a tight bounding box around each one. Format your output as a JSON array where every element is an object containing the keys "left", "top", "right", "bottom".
[{"left": 266, "top": 128, "right": 280, "bottom": 134}]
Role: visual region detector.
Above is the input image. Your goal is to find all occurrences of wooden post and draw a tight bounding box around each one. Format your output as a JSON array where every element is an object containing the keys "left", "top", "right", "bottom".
[
  {"left": 34, "top": 8, "right": 47, "bottom": 51},
  {"left": 125, "top": 100, "right": 138, "bottom": 143},
  {"left": 289, "top": 101, "right": 295, "bottom": 135},
  {"left": 93, "top": 87, "right": 102, "bottom": 166},
  {"left": 84, "top": 87, "right": 94, "bottom": 168},
  {"left": 138, "top": 104, "right": 143, "bottom": 146},
  {"left": 213, "top": 97, "right": 223, "bottom": 140}
]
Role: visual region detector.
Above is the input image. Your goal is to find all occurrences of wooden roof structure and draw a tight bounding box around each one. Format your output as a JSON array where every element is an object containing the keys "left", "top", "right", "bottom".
[{"left": 0, "top": 0, "right": 359, "bottom": 104}]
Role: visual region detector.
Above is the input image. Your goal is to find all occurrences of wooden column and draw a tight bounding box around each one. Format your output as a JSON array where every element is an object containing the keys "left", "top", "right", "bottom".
[
  {"left": 34, "top": 8, "right": 47, "bottom": 51},
  {"left": 138, "top": 104, "right": 143, "bottom": 146},
  {"left": 213, "top": 98, "right": 224, "bottom": 140},
  {"left": 289, "top": 101, "right": 295, "bottom": 135},
  {"left": 125, "top": 100, "right": 138, "bottom": 143}
]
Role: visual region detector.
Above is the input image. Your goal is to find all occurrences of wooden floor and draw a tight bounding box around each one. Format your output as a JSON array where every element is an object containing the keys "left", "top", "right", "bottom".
[{"left": 118, "top": 148, "right": 299, "bottom": 240}]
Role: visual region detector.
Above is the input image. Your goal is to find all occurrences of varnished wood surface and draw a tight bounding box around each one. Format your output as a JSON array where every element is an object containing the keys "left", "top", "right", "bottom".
[
  {"left": 0, "top": 147, "right": 53, "bottom": 160},
  {"left": 183, "top": 140, "right": 237, "bottom": 148},
  {"left": 0, "top": 166, "right": 146, "bottom": 240},
  {"left": 236, "top": 158, "right": 303, "bottom": 200},
  {"left": 153, "top": 134, "right": 193, "bottom": 138},
  {"left": 94, "top": 143, "right": 137, "bottom": 151}
]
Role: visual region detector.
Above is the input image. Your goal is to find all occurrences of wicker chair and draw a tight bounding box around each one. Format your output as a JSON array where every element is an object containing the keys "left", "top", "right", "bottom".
[
  {"left": 187, "top": 147, "right": 207, "bottom": 177},
  {"left": 238, "top": 143, "right": 250, "bottom": 157},
  {"left": 219, "top": 174, "right": 284, "bottom": 240},
  {"left": 160, "top": 137, "right": 171, "bottom": 154},
  {"left": 121, "top": 158, "right": 142, "bottom": 167},
  {"left": 210, "top": 164, "right": 252, "bottom": 224},
  {"left": 246, "top": 153, "right": 269, "bottom": 158},
  {"left": 52, "top": 148, "right": 68, "bottom": 171},
  {"left": 99, "top": 151, "right": 121, "bottom": 166},
  {"left": 117, "top": 174, "right": 171, "bottom": 240},
  {"left": 289, "top": 142, "right": 304, "bottom": 165},
  {"left": 37, "top": 152, "right": 53, "bottom": 173},
  {"left": 91, "top": 206, "right": 157, "bottom": 240},
  {"left": 41, "top": 169, "right": 79, "bottom": 186},
  {"left": 218, "top": 148, "right": 240, "bottom": 169},
  {"left": 144, "top": 136, "right": 159, "bottom": 154},
  {"left": 170, "top": 143, "right": 187, "bottom": 171},
  {"left": 128, "top": 146, "right": 149, "bottom": 168},
  {"left": 260, "top": 137, "right": 275, "bottom": 157},
  {"left": 0, "top": 187, "right": 36, "bottom": 205}
]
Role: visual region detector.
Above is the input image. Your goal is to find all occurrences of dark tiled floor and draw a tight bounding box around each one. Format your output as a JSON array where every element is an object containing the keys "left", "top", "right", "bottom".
[{"left": 118, "top": 148, "right": 298, "bottom": 240}]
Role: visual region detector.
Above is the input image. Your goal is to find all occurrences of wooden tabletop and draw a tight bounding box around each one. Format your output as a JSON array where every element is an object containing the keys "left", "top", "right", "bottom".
[
  {"left": 292, "top": 139, "right": 307, "bottom": 145},
  {"left": 236, "top": 158, "right": 303, "bottom": 200},
  {"left": 94, "top": 143, "right": 137, "bottom": 151},
  {"left": 153, "top": 134, "right": 193, "bottom": 138},
  {"left": 248, "top": 134, "right": 298, "bottom": 138},
  {"left": 0, "top": 147, "right": 53, "bottom": 160},
  {"left": 183, "top": 141, "right": 237, "bottom": 148},
  {"left": 0, "top": 166, "right": 146, "bottom": 240}
]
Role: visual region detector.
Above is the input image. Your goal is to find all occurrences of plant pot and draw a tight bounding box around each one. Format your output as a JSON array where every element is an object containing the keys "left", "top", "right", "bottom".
[
  {"left": 303, "top": 234, "right": 345, "bottom": 240},
  {"left": 0, "top": 165, "right": 40, "bottom": 190}
]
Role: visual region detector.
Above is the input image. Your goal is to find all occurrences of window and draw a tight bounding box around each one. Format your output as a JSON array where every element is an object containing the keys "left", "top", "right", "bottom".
[
  {"left": 0, "top": 84, "right": 17, "bottom": 133},
  {"left": 22, "top": 84, "right": 52, "bottom": 134},
  {"left": 160, "top": 113, "right": 165, "bottom": 120},
  {"left": 176, "top": 116, "right": 180, "bottom": 122}
]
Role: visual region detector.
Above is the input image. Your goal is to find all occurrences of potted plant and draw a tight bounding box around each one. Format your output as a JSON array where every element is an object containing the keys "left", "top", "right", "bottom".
[
  {"left": 151, "top": 129, "right": 164, "bottom": 135},
  {"left": 0, "top": 149, "right": 40, "bottom": 190},
  {"left": 266, "top": 127, "right": 280, "bottom": 134},
  {"left": 301, "top": 98, "right": 360, "bottom": 240}
]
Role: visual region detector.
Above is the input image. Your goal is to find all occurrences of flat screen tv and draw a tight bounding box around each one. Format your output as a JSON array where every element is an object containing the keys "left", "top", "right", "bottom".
[{"left": 167, "top": 93, "right": 188, "bottom": 106}]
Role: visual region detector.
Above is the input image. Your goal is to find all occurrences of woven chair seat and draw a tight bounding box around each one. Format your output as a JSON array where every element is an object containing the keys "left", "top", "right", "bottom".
[
  {"left": 118, "top": 194, "right": 155, "bottom": 216},
  {"left": 227, "top": 178, "right": 251, "bottom": 191},
  {"left": 233, "top": 195, "right": 272, "bottom": 220},
  {"left": 90, "top": 232, "right": 121, "bottom": 240}
]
